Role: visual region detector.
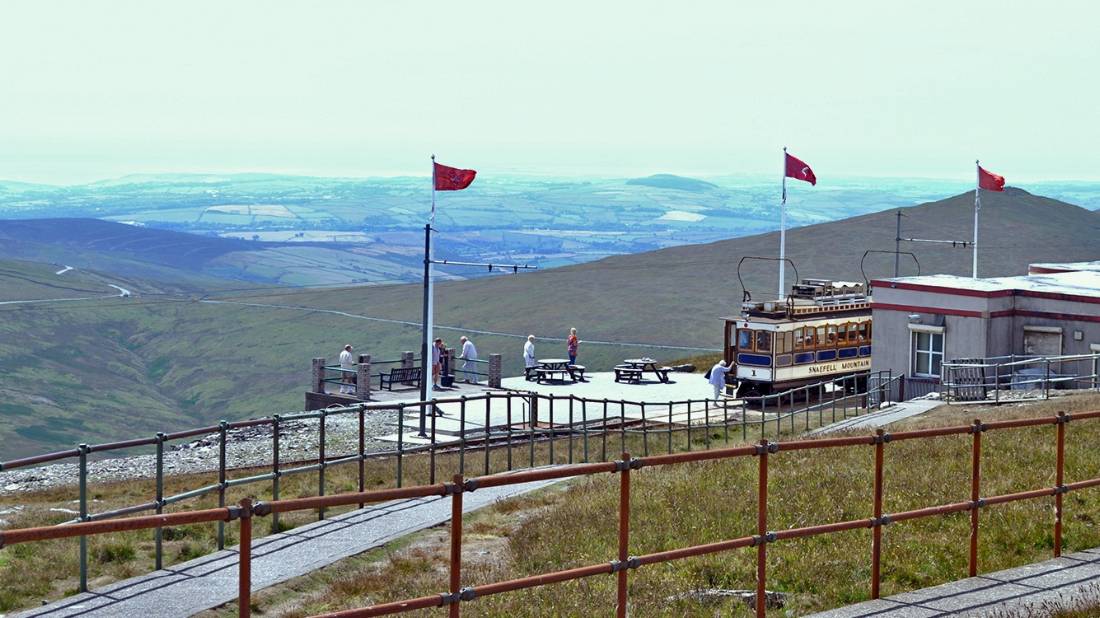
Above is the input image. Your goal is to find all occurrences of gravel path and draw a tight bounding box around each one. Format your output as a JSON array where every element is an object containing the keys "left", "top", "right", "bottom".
[{"left": 0, "top": 411, "right": 400, "bottom": 497}]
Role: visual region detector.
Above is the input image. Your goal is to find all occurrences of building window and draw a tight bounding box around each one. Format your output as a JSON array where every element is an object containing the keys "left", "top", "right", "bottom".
[{"left": 912, "top": 331, "right": 944, "bottom": 378}]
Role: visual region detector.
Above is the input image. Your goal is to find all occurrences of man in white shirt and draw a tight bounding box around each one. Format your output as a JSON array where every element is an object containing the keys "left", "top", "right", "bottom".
[
  {"left": 459, "top": 336, "right": 478, "bottom": 383},
  {"left": 523, "top": 335, "right": 537, "bottom": 380},
  {"left": 708, "top": 360, "right": 732, "bottom": 400},
  {"left": 338, "top": 344, "right": 355, "bottom": 394}
]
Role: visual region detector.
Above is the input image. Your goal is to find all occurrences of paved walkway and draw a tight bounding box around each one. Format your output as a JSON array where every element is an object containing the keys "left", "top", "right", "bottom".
[
  {"left": 809, "top": 546, "right": 1100, "bottom": 617},
  {"left": 807, "top": 398, "right": 943, "bottom": 436},
  {"left": 11, "top": 475, "right": 566, "bottom": 618}
]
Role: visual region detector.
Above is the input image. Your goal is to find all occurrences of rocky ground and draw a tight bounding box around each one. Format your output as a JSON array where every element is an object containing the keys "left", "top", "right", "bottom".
[{"left": 0, "top": 409, "right": 402, "bottom": 497}]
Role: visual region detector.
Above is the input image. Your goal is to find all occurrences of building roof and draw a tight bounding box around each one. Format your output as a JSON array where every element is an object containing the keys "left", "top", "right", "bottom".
[
  {"left": 874, "top": 269, "right": 1100, "bottom": 299},
  {"left": 1029, "top": 260, "right": 1100, "bottom": 274}
]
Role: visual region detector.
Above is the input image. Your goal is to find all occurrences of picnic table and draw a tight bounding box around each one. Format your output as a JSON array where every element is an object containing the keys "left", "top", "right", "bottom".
[
  {"left": 616, "top": 358, "right": 671, "bottom": 383},
  {"left": 534, "top": 358, "right": 580, "bottom": 383}
]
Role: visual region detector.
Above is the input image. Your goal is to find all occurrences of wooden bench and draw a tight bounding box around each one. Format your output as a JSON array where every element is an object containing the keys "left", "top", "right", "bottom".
[
  {"left": 525, "top": 366, "right": 538, "bottom": 381},
  {"left": 379, "top": 366, "right": 422, "bottom": 390},
  {"left": 567, "top": 365, "right": 586, "bottom": 382},
  {"left": 654, "top": 366, "right": 672, "bottom": 383},
  {"left": 614, "top": 366, "right": 643, "bottom": 383}
]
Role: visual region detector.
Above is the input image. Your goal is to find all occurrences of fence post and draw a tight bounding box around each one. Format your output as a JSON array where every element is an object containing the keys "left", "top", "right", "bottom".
[
  {"left": 568, "top": 397, "right": 575, "bottom": 465},
  {"left": 507, "top": 395, "right": 515, "bottom": 469},
  {"left": 616, "top": 452, "right": 632, "bottom": 618},
  {"left": 237, "top": 498, "right": 253, "bottom": 618},
  {"left": 488, "top": 353, "right": 502, "bottom": 388},
  {"left": 78, "top": 442, "right": 89, "bottom": 592},
  {"left": 356, "top": 354, "right": 372, "bottom": 400},
  {"left": 995, "top": 362, "right": 1001, "bottom": 405},
  {"left": 357, "top": 407, "right": 365, "bottom": 505},
  {"left": 548, "top": 394, "right": 555, "bottom": 464},
  {"left": 397, "top": 404, "right": 405, "bottom": 488},
  {"left": 1055, "top": 411, "right": 1067, "bottom": 557},
  {"left": 969, "top": 418, "right": 983, "bottom": 577},
  {"left": 1045, "top": 358, "right": 1052, "bottom": 400},
  {"left": 218, "top": 421, "right": 228, "bottom": 550},
  {"left": 155, "top": 432, "right": 165, "bottom": 571},
  {"left": 871, "top": 429, "right": 884, "bottom": 599},
  {"left": 459, "top": 396, "right": 467, "bottom": 474},
  {"left": 272, "top": 414, "right": 281, "bottom": 534},
  {"left": 312, "top": 357, "right": 326, "bottom": 393},
  {"left": 484, "top": 398, "right": 491, "bottom": 475},
  {"left": 449, "top": 475, "right": 464, "bottom": 618},
  {"left": 755, "top": 440, "right": 770, "bottom": 618},
  {"left": 318, "top": 410, "right": 327, "bottom": 520}
]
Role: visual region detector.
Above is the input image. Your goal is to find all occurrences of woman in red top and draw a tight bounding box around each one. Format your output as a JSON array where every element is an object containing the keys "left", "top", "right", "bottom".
[{"left": 567, "top": 328, "right": 579, "bottom": 365}]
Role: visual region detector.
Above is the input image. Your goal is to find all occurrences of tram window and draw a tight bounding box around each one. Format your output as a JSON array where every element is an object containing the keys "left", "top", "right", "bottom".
[
  {"left": 737, "top": 329, "right": 753, "bottom": 350},
  {"left": 776, "top": 331, "right": 793, "bottom": 354},
  {"left": 858, "top": 321, "right": 869, "bottom": 343},
  {"left": 755, "top": 330, "right": 772, "bottom": 352},
  {"left": 826, "top": 325, "right": 838, "bottom": 346},
  {"left": 842, "top": 323, "right": 854, "bottom": 344},
  {"left": 816, "top": 326, "right": 826, "bottom": 349}
]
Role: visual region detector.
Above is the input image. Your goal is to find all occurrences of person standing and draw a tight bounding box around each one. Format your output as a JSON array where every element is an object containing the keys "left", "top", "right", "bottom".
[
  {"left": 708, "top": 360, "right": 733, "bottom": 400},
  {"left": 523, "top": 335, "right": 537, "bottom": 380},
  {"left": 338, "top": 344, "right": 355, "bottom": 394},
  {"left": 459, "top": 336, "right": 478, "bottom": 383},
  {"left": 567, "top": 328, "right": 580, "bottom": 365},
  {"left": 432, "top": 338, "right": 443, "bottom": 388}
]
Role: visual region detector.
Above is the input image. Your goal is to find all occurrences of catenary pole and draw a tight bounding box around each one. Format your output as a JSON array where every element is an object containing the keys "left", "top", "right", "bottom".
[
  {"left": 973, "top": 159, "right": 980, "bottom": 278},
  {"left": 894, "top": 210, "right": 902, "bottom": 278},
  {"left": 779, "top": 147, "right": 788, "bottom": 300}
]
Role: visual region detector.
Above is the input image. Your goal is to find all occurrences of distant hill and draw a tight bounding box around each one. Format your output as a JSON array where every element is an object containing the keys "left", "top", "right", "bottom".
[
  {"left": 0, "top": 218, "right": 426, "bottom": 290},
  {"left": 626, "top": 174, "right": 718, "bottom": 192},
  {"left": 2, "top": 187, "right": 1098, "bottom": 458}
]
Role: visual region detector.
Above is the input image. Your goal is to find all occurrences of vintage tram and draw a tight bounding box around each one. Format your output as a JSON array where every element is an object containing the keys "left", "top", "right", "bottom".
[{"left": 722, "top": 278, "right": 872, "bottom": 397}]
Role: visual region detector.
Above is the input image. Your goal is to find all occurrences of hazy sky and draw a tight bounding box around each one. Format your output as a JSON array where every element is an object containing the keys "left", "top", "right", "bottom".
[{"left": 1, "top": 1, "right": 1097, "bottom": 184}]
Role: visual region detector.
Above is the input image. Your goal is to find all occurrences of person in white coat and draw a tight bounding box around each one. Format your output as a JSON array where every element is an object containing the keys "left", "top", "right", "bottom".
[
  {"left": 338, "top": 344, "right": 355, "bottom": 394},
  {"left": 523, "top": 335, "right": 537, "bottom": 380},
  {"left": 708, "top": 360, "right": 732, "bottom": 400},
  {"left": 459, "top": 336, "right": 478, "bottom": 383}
]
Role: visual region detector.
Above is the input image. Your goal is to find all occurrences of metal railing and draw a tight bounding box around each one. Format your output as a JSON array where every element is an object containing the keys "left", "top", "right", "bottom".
[
  {"left": 943, "top": 353, "right": 1100, "bottom": 403},
  {"left": 3, "top": 410, "right": 1098, "bottom": 618},
  {"left": 0, "top": 372, "right": 894, "bottom": 597}
]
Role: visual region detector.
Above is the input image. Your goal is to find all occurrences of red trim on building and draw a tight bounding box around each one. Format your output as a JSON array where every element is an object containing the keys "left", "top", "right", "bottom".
[
  {"left": 1013, "top": 309, "right": 1100, "bottom": 324},
  {"left": 870, "top": 303, "right": 984, "bottom": 318},
  {"left": 873, "top": 303, "right": 1100, "bottom": 324},
  {"left": 1028, "top": 266, "right": 1074, "bottom": 274},
  {"left": 871, "top": 280, "right": 1100, "bottom": 305}
]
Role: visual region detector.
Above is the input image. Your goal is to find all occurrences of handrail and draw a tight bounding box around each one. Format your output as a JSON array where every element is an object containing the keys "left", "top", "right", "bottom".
[{"left": 2, "top": 410, "right": 1098, "bottom": 618}]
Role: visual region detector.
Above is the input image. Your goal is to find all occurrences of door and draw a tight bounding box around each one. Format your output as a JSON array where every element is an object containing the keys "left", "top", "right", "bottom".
[{"left": 1023, "top": 329, "right": 1062, "bottom": 357}]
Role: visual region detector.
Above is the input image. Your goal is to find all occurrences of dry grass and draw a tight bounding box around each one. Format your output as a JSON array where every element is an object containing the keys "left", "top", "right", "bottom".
[
  {"left": 8, "top": 393, "right": 1100, "bottom": 616},
  {"left": 191, "top": 393, "right": 1100, "bottom": 617}
]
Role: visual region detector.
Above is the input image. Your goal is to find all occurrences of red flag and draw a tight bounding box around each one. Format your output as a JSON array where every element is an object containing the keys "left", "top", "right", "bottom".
[
  {"left": 434, "top": 162, "right": 477, "bottom": 191},
  {"left": 784, "top": 152, "right": 816, "bottom": 186},
  {"left": 978, "top": 166, "right": 1005, "bottom": 192}
]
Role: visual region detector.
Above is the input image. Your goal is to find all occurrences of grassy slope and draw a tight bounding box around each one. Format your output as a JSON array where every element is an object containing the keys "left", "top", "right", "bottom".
[
  {"left": 198, "top": 393, "right": 1100, "bottom": 617},
  {"left": 1, "top": 189, "right": 1098, "bottom": 457},
  {"left": 0, "top": 259, "right": 122, "bottom": 301}
]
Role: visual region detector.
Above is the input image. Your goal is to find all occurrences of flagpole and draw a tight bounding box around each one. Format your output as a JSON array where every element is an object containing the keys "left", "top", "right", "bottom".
[
  {"left": 779, "top": 147, "right": 788, "bottom": 300},
  {"left": 418, "top": 155, "right": 436, "bottom": 435},
  {"left": 973, "top": 159, "right": 980, "bottom": 278}
]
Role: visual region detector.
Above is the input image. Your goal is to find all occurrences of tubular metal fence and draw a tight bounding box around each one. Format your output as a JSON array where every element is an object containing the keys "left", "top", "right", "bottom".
[
  {"left": 2, "top": 410, "right": 1098, "bottom": 618},
  {"left": 0, "top": 371, "right": 898, "bottom": 596},
  {"left": 943, "top": 353, "right": 1100, "bottom": 403}
]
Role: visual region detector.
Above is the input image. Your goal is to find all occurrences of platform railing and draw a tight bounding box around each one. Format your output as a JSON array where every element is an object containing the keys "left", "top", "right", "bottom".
[
  {"left": 3, "top": 411, "right": 1099, "bottom": 618},
  {"left": 0, "top": 372, "right": 895, "bottom": 595},
  {"left": 943, "top": 353, "right": 1100, "bottom": 403}
]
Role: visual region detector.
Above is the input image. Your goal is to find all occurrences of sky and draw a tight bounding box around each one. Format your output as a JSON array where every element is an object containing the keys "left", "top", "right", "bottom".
[{"left": 1, "top": 1, "right": 1098, "bottom": 185}]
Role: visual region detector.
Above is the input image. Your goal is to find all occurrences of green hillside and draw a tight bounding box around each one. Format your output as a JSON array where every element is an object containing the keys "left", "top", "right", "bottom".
[{"left": 1, "top": 188, "right": 1098, "bottom": 458}]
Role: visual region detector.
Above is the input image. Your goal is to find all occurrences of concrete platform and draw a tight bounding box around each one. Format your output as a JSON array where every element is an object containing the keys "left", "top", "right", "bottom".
[
  {"left": 374, "top": 372, "right": 745, "bottom": 446},
  {"left": 809, "top": 546, "right": 1100, "bottom": 617},
  {"left": 807, "top": 398, "right": 944, "bottom": 436}
]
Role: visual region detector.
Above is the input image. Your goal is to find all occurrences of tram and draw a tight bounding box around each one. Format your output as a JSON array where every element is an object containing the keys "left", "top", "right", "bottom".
[{"left": 722, "top": 278, "right": 872, "bottom": 397}]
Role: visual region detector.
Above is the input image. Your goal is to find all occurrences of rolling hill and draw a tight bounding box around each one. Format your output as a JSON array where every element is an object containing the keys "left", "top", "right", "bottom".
[
  {"left": 0, "top": 218, "right": 426, "bottom": 289},
  {"left": 1, "top": 188, "right": 1097, "bottom": 458}
]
